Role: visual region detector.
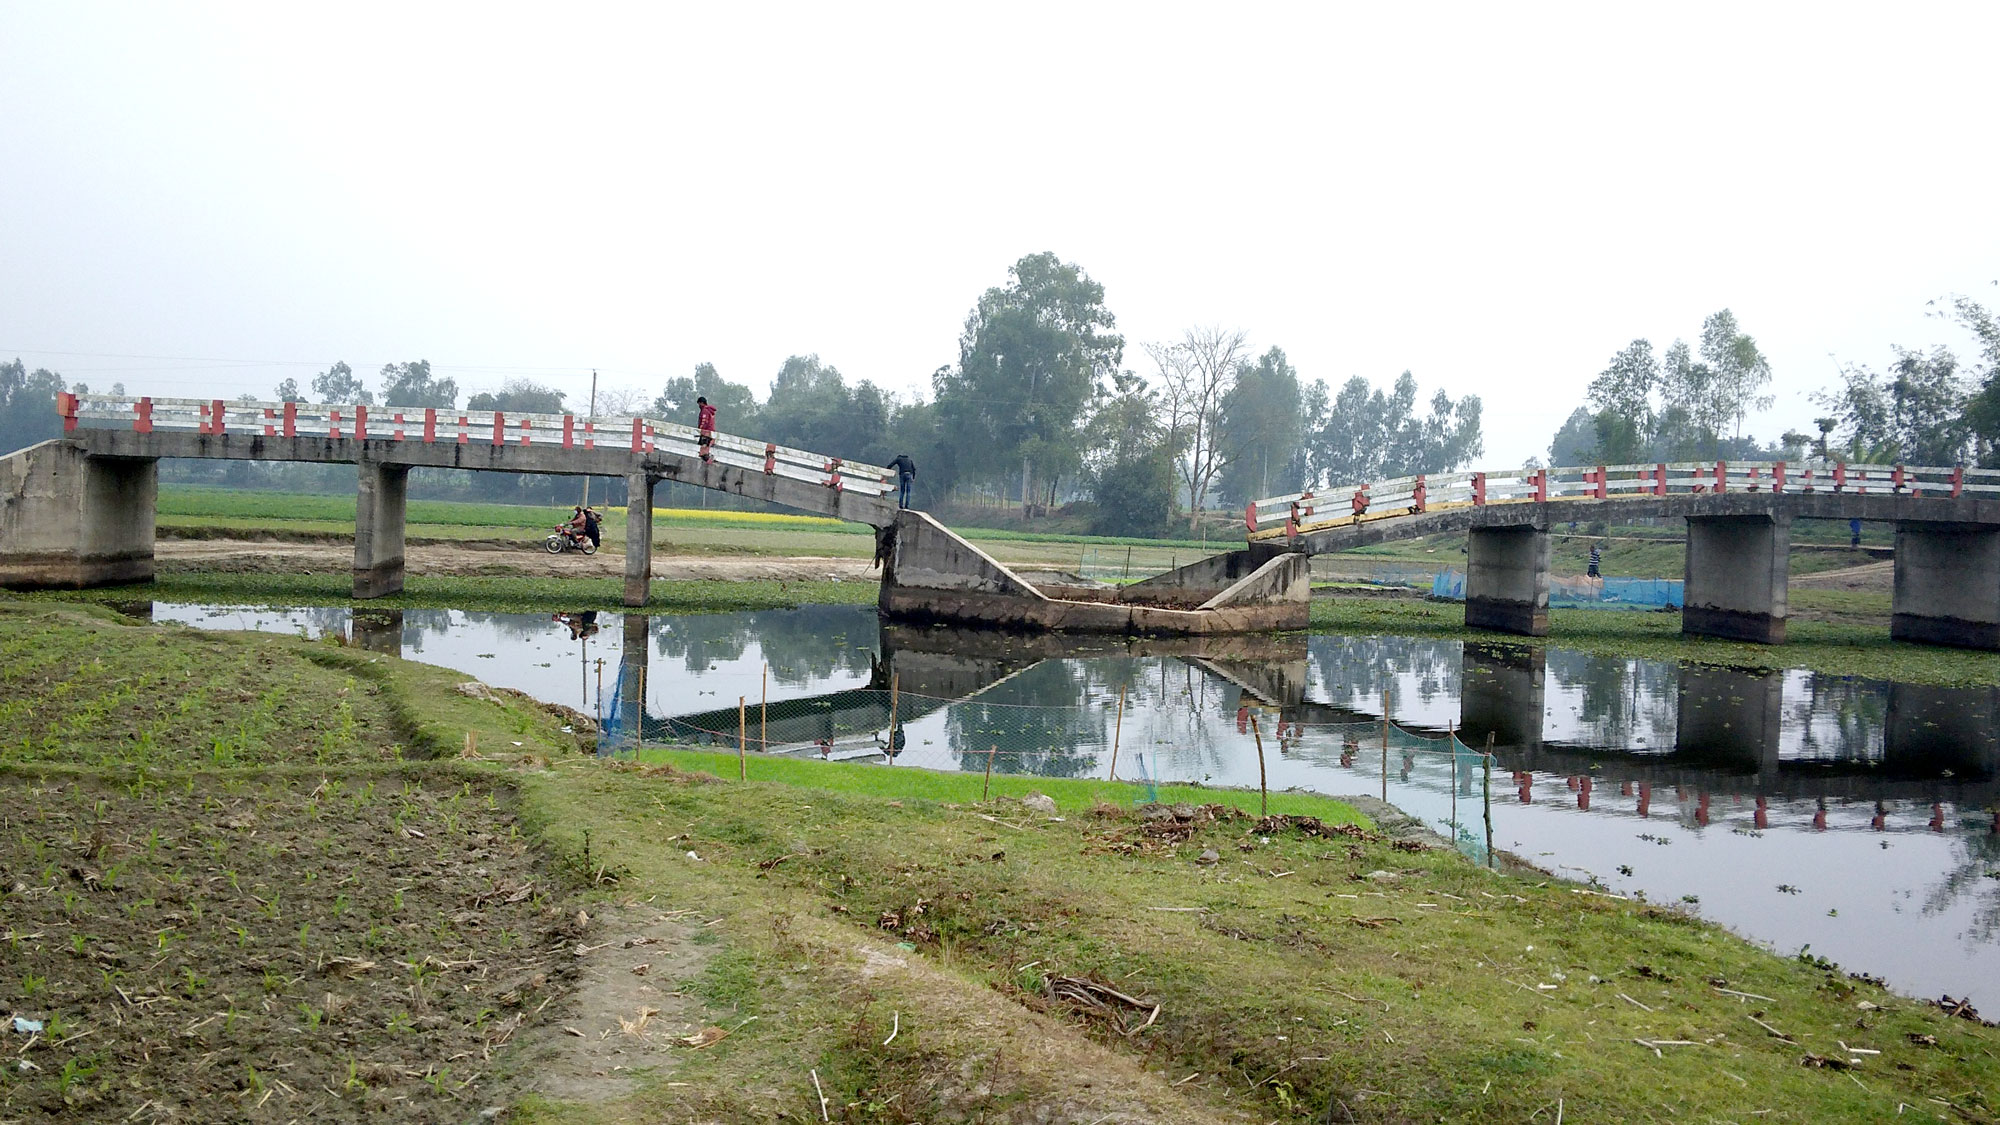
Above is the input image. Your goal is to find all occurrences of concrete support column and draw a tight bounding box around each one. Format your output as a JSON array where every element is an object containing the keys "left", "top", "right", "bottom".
[
  {"left": 352, "top": 461, "right": 409, "bottom": 599},
  {"left": 1683, "top": 514, "right": 1789, "bottom": 644},
  {"left": 79, "top": 455, "right": 158, "bottom": 587},
  {"left": 1674, "top": 666, "right": 1783, "bottom": 775},
  {"left": 1891, "top": 523, "right": 2000, "bottom": 650},
  {"left": 1464, "top": 526, "right": 1549, "bottom": 636},
  {"left": 624, "top": 472, "right": 654, "bottom": 608}
]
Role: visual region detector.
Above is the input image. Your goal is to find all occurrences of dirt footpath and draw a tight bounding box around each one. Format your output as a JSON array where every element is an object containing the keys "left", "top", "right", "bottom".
[
  {"left": 1790, "top": 560, "right": 1893, "bottom": 593},
  {"left": 157, "top": 538, "right": 876, "bottom": 583}
]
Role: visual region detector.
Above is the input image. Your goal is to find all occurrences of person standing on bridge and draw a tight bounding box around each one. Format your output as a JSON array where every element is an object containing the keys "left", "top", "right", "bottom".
[
  {"left": 886, "top": 453, "right": 917, "bottom": 508},
  {"left": 695, "top": 396, "right": 717, "bottom": 462}
]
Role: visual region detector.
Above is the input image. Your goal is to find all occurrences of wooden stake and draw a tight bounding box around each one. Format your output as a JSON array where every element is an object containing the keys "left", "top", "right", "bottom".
[
  {"left": 888, "top": 672, "right": 899, "bottom": 753},
  {"left": 1380, "top": 689, "right": 1390, "bottom": 802},
  {"left": 1250, "top": 714, "right": 1268, "bottom": 817},
  {"left": 983, "top": 744, "right": 997, "bottom": 801},
  {"left": 1483, "top": 732, "right": 1496, "bottom": 869},
  {"left": 1449, "top": 720, "right": 1458, "bottom": 831},
  {"left": 737, "top": 696, "right": 747, "bottom": 781},
  {"left": 636, "top": 666, "right": 647, "bottom": 750},
  {"left": 1108, "top": 684, "right": 1126, "bottom": 780},
  {"left": 760, "top": 663, "right": 768, "bottom": 752}
]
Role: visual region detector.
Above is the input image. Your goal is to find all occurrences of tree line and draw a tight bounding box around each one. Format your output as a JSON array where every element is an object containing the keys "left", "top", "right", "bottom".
[{"left": 1545, "top": 292, "right": 2000, "bottom": 471}]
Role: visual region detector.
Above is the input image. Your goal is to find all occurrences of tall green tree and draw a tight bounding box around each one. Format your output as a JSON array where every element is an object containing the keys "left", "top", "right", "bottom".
[
  {"left": 377, "top": 360, "right": 459, "bottom": 409},
  {"left": 1303, "top": 372, "right": 1483, "bottom": 486},
  {"left": 1700, "top": 309, "right": 1773, "bottom": 442},
  {"left": 936, "top": 252, "right": 1123, "bottom": 513},
  {"left": 1547, "top": 406, "right": 1596, "bottom": 466},
  {"left": 1215, "top": 347, "right": 1304, "bottom": 504},
  {"left": 1586, "top": 339, "right": 1659, "bottom": 454},
  {"left": 654, "top": 362, "right": 758, "bottom": 429},
  {"left": 466, "top": 379, "right": 565, "bottom": 414},
  {"left": 0, "top": 358, "right": 65, "bottom": 455},
  {"left": 1812, "top": 347, "right": 1967, "bottom": 464},
  {"left": 310, "top": 361, "right": 371, "bottom": 405}
]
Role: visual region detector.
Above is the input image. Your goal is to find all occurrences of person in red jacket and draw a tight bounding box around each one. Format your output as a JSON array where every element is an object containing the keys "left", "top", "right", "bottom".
[{"left": 696, "top": 396, "right": 717, "bottom": 462}]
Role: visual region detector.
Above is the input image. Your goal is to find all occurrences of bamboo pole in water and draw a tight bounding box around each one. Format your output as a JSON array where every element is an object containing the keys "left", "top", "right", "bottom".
[
  {"left": 1449, "top": 720, "right": 1458, "bottom": 831},
  {"left": 1380, "top": 689, "right": 1390, "bottom": 803},
  {"left": 888, "top": 672, "right": 899, "bottom": 754},
  {"left": 760, "top": 663, "right": 768, "bottom": 752},
  {"left": 737, "top": 696, "right": 747, "bottom": 780},
  {"left": 1483, "top": 732, "right": 1496, "bottom": 869},
  {"left": 983, "top": 744, "right": 997, "bottom": 801},
  {"left": 1108, "top": 684, "right": 1126, "bottom": 781},
  {"left": 1250, "top": 714, "right": 1268, "bottom": 817},
  {"left": 636, "top": 666, "right": 647, "bottom": 751}
]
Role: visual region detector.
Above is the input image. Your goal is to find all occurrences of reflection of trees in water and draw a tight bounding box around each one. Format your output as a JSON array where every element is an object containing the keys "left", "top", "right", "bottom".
[
  {"left": 650, "top": 606, "right": 876, "bottom": 681},
  {"left": 1785, "top": 672, "right": 1887, "bottom": 762},
  {"left": 944, "top": 661, "right": 1107, "bottom": 779},
  {"left": 1547, "top": 650, "right": 1677, "bottom": 750},
  {"left": 1124, "top": 658, "right": 1239, "bottom": 780},
  {"left": 1922, "top": 816, "right": 2000, "bottom": 943},
  {"left": 1307, "top": 636, "right": 1461, "bottom": 712}
]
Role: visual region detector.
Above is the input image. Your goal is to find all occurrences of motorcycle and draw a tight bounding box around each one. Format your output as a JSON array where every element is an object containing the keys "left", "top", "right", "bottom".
[{"left": 544, "top": 525, "right": 598, "bottom": 555}]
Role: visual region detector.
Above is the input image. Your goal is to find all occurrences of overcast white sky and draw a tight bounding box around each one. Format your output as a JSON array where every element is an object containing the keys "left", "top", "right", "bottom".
[{"left": 3, "top": 2, "right": 1995, "bottom": 470}]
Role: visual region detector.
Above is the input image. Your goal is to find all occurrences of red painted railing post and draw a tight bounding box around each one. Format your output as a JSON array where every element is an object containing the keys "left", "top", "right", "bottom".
[
  {"left": 355, "top": 404, "right": 368, "bottom": 441},
  {"left": 1471, "top": 473, "right": 1486, "bottom": 505},
  {"left": 518, "top": 417, "right": 531, "bottom": 446},
  {"left": 1532, "top": 469, "right": 1546, "bottom": 503},
  {"left": 583, "top": 419, "right": 595, "bottom": 450},
  {"left": 1893, "top": 464, "right": 1906, "bottom": 493},
  {"left": 562, "top": 415, "right": 574, "bottom": 449},
  {"left": 1856, "top": 469, "right": 1869, "bottom": 495},
  {"left": 393, "top": 412, "right": 406, "bottom": 441},
  {"left": 1245, "top": 502, "right": 1258, "bottom": 533},
  {"left": 422, "top": 408, "right": 436, "bottom": 443},
  {"left": 282, "top": 401, "right": 297, "bottom": 438},
  {"left": 57, "top": 391, "right": 78, "bottom": 432},
  {"left": 1834, "top": 462, "right": 1847, "bottom": 491},
  {"left": 1654, "top": 463, "right": 1667, "bottom": 497},
  {"left": 329, "top": 408, "right": 343, "bottom": 441},
  {"left": 1594, "top": 465, "right": 1607, "bottom": 500},
  {"left": 1773, "top": 462, "right": 1786, "bottom": 493},
  {"left": 207, "top": 398, "right": 225, "bottom": 435},
  {"left": 763, "top": 443, "right": 777, "bottom": 474},
  {"left": 135, "top": 397, "right": 153, "bottom": 434},
  {"left": 630, "top": 418, "right": 644, "bottom": 452},
  {"left": 492, "top": 412, "right": 505, "bottom": 446},
  {"left": 456, "top": 415, "right": 469, "bottom": 444},
  {"left": 1714, "top": 461, "right": 1727, "bottom": 493},
  {"left": 1953, "top": 464, "right": 1965, "bottom": 498}
]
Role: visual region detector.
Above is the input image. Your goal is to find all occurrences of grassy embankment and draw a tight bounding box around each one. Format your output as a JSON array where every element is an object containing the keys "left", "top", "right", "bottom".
[{"left": 5, "top": 599, "right": 1996, "bottom": 1122}]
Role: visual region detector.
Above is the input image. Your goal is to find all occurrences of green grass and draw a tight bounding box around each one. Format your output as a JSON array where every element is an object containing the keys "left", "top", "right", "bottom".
[{"left": 633, "top": 747, "right": 1374, "bottom": 822}]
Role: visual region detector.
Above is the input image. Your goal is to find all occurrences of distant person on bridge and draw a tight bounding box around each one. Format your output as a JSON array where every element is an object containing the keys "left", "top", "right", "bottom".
[
  {"left": 886, "top": 453, "right": 917, "bottom": 508},
  {"left": 696, "top": 396, "right": 717, "bottom": 462}
]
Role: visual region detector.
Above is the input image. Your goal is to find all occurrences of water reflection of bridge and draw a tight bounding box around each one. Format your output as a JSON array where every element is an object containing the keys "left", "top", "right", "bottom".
[{"left": 1279, "top": 645, "right": 2000, "bottom": 803}]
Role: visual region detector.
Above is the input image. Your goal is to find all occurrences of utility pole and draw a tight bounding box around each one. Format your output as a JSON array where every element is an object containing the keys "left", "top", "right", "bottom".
[{"left": 581, "top": 369, "right": 598, "bottom": 508}]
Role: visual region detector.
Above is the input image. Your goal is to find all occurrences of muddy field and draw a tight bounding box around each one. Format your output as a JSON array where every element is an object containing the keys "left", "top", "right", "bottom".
[
  {"left": 0, "top": 773, "right": 578, "bottom": 1121},
  {"left": 156, "top": 538, "right": 875, "bottom": 583}
]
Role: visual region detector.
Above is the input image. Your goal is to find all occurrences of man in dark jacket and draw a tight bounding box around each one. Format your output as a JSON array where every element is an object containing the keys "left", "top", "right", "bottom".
[{"left": 886, "top": 453, "right": 916, "bottom": 508}]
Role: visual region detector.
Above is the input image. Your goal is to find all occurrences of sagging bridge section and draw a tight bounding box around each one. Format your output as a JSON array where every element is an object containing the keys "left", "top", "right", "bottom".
[
  {"left": 1, "top": 394, "right": 1309, "bottom": 633},
  {"left": 1247, "top": 461, "right": 2000, "bottom": 650}
]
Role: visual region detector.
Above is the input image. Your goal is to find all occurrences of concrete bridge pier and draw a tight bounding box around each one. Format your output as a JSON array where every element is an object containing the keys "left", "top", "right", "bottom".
[
  {"left": 625, "top": 472, "right": 654, "bottom": 608},
  {"left": 0, "top": 442, "right": 156, "bottom": 589},
  {"left": 352, "top": 461, "right": 409, "bottom": 598},
  {"left": 1683, "top": 514, "right": 1789, "bottom": 644},
  {"left": 1891, "top": 523, "right": 2000, "bottom": 650},
  {"left": 1464, "top": 526, "right": 1549, "bottom": 636}
]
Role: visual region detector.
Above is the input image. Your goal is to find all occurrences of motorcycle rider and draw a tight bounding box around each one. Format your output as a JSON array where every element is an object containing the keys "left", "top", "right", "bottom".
[{"left": 564, "top": 505, "right": 601, "bottom": 549}]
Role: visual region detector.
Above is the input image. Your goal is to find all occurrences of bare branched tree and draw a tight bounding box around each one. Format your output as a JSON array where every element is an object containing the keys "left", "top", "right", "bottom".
[{"left": 1151, "top": 326, "right": 1248, "bottom": 531}]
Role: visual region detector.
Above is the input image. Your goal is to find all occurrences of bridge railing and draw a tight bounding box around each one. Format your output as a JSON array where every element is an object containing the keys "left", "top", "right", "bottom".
[
  {"left": 57, "top": 393, "right": 895, "bottom": 497},
  {"left": 1245, "top": 459, "right": 2000, "bottom": 541}
]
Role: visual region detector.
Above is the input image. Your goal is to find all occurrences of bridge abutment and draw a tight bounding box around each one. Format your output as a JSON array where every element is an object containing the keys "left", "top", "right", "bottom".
[
  {"left": 1891, "top": 523, "right": 2000, "bottom": 650},
  {"left": 1464, "top": 526, "right": 1549, "bottom": 636},
  {"left": 0, "top": 441, "right": 156, "bottom": 589},
  {"left": 625, "top": 472, "right": 654, "bottom": 608},
  {"left": 1683, "top": 514, "right": 1789, "bottom": 644},
  {"left": 352, "top": 461, "right": 410, "bottom": 598}
]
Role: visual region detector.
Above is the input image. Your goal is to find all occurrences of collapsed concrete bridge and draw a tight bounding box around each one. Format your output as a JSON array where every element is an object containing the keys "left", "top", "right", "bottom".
[
  {"left": 1246, "top": 461, "right": 2000, "bottom": 649},
  {"left": 0, "top": 394, "right": 1307, "bottom": 634}
]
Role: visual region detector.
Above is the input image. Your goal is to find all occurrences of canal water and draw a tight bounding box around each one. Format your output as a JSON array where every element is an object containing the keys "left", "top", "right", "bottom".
[{"left": 144, "top": 601, "right": 2000, "bottom": 1009}]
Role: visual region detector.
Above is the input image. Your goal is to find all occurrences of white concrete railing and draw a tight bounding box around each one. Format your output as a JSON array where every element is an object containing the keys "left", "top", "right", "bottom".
[
  {"left": 58, "top": 393, "right": 896, "bottom": 498},
  {"left": 1244, "top": 459, "right": 1999, "bottom": 540}
]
